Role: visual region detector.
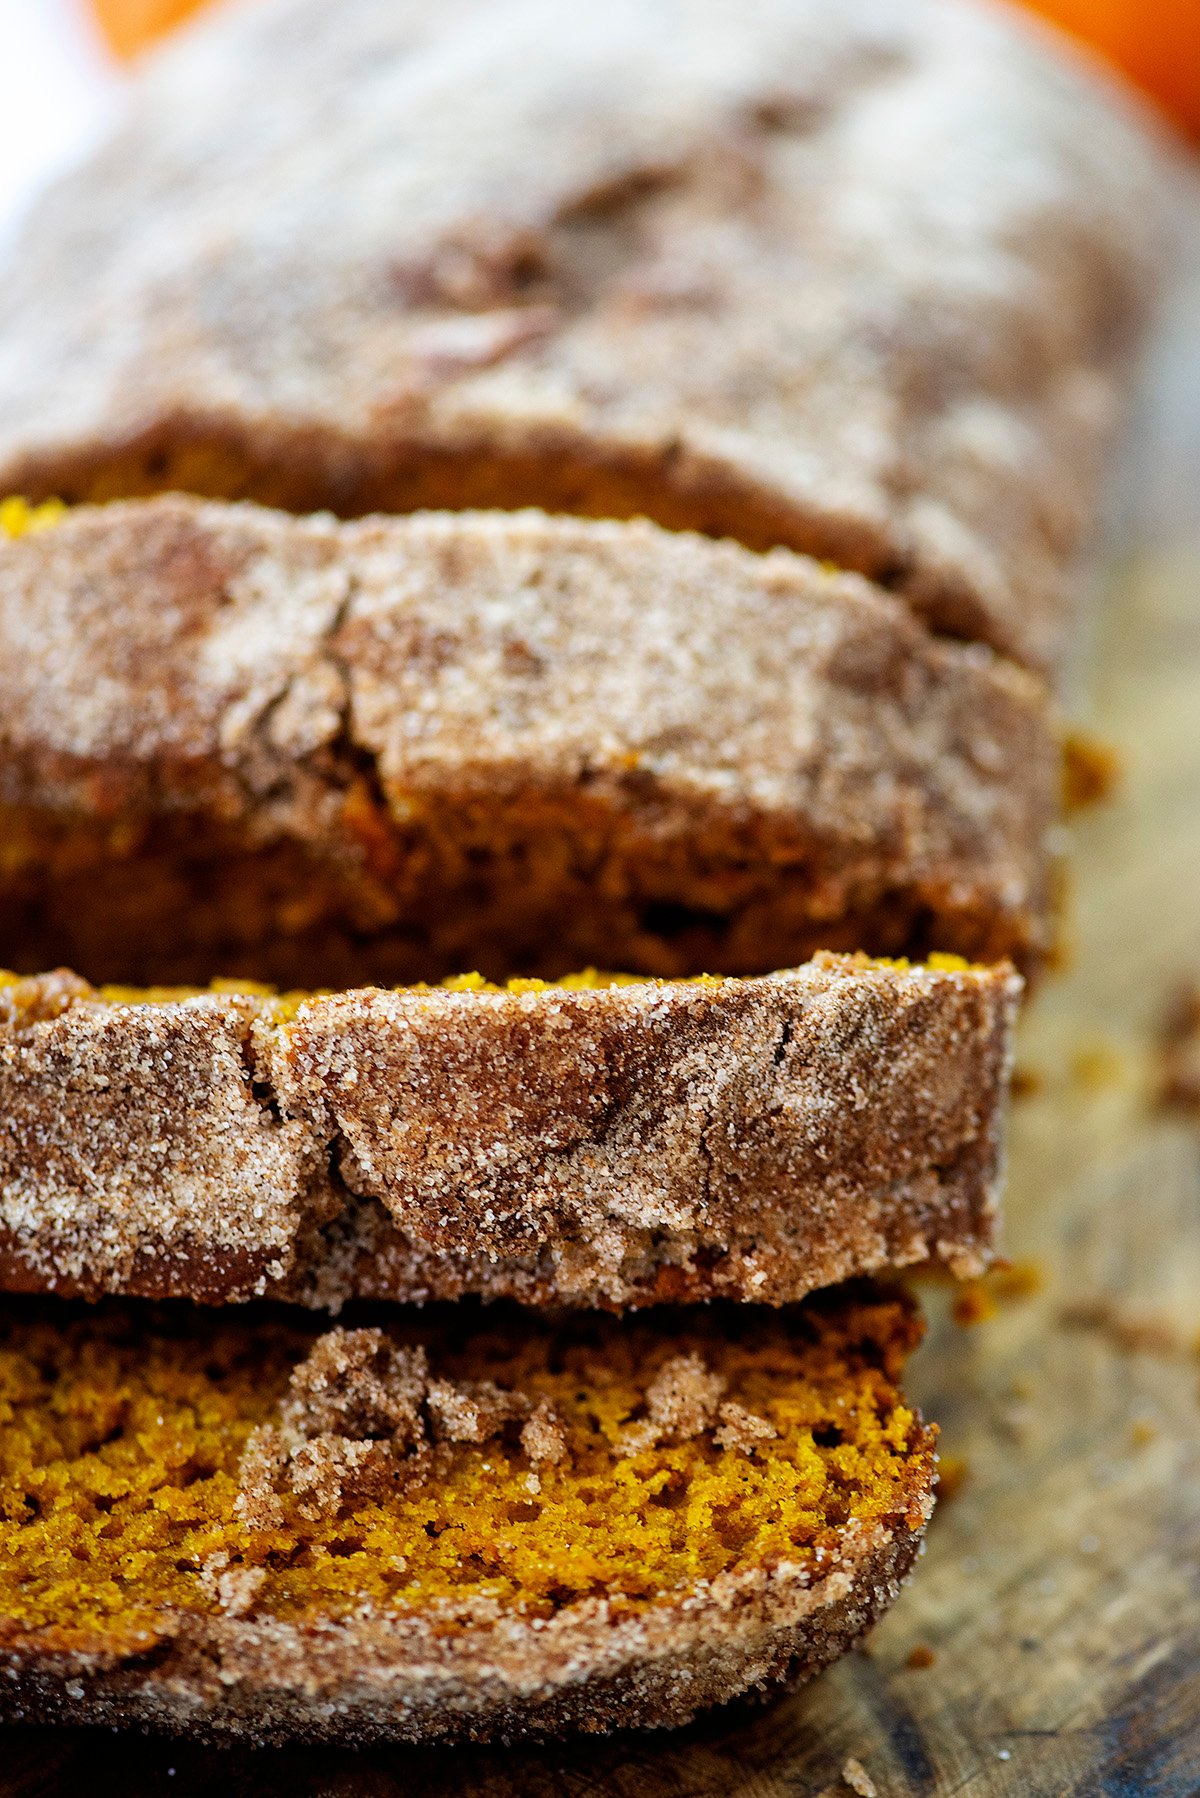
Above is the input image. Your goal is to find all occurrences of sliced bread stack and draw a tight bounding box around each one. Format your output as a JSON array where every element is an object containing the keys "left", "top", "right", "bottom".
[{"left": 0, "top": 0, "right": 1166, "bottom": 1747}]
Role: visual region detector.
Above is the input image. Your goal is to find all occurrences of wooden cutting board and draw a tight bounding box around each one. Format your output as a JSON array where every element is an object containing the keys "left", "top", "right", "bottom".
[{"left": 5, "top": 210, "right": 1199, "bottom": 1798}]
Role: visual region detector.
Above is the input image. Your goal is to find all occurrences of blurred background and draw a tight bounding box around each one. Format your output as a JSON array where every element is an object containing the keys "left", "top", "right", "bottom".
[
  {"left": 0, "top": 0, "right": 1196, "bottom": 260},
  {"left": 0, "top": 0, "right": 117, "bottom": 252}
]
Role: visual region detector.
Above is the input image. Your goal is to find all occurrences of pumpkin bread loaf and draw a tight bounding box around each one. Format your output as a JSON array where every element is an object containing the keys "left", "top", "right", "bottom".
[{"left": 0, "top": 0, "right": 1164, "bottom": 1745}]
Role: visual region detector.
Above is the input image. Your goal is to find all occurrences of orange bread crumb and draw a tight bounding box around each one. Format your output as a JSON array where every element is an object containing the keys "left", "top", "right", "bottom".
[
  {"left": 934, "top": 1454, "right": 970, "bottom": 1501},
  {"left": 952, "top": 1283, "right": 998, "bottom": 1328},
  {"left": 1063, "top": 733, "right": 1122, "bottom": 811},
  {"left": 952, "top": 1260, "right": 1044, "bottom": 1326}
]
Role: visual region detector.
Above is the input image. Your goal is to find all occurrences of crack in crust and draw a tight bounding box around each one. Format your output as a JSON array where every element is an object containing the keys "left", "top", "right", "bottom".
[
  {"left": 0, "top": 499, "right": 1058, "bottom": 989},
  {"left": 0, "top": 953, "right": 1020, "bottom": 1309}
]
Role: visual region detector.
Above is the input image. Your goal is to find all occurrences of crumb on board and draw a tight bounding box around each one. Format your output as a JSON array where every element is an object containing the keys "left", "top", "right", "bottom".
[
  {"left": 1158, "top": 979, "right": 1200, "bottom": 1114},
  {"left": 1069, "top": 1041, "right": 1126, "bottom": 1091},
  {"left": 1063, "top": 732, "right": 1122, "bottom": 810},
  {"left": 842, "top": 1757, "right": 878, "bottom": 1797},
  {"left": 952, "top": 1260, "right": 1043, "bottom": 1326},
  {"left": 952, "top": 1281, "right": 996, "bottom": 1327},
  {"left": 934, "top": 1454, "right": 969, "bottom": 1501},
  {"left": 1010, "top": 1064, "right": 1043, "bottom": 1099},
  {"left": 1060, "top": 1299, "right": 1191, "bottom": 1358},
  {"left": 906, "top": 1643, "right": 937, "bottom": 1670},
  {"left": 1045, "top": 930, "right": 1074, "bottom": 977},
  {"left": 1130, "top": 1416, "right": 1158, "bottom": 1447},
  {"left": 991, "top": 1262, "right": 1044, "bottom": 1301}
]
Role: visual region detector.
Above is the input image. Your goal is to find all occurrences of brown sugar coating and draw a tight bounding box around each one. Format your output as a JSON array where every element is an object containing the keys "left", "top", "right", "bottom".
[
  {"left": 0, "top": 498, "right": 1057, "bottom": 986},
  {"left": 0, "top": 953, "right": 1019, "bottom": 1310},
  {"left": 0, "top": 1290, "right": 937, "bottom": 1744},
  {"left": 0, "top": 0, "right": 1165, "bottom": 678}
]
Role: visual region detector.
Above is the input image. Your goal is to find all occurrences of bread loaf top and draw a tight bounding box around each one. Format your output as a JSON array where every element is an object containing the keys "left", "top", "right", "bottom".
[{"left": 0, "top": 0, "right": 1168, "bottom": 675}]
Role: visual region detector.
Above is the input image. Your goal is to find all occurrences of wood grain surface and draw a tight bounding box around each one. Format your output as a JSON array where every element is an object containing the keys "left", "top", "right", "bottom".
[{"left": 3, "top": 196, "right": 1199, "bottom": 1798}]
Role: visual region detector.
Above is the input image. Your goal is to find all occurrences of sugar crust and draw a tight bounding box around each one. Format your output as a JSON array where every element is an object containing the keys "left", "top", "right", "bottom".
[
  {"left": 0, "top": 497, "right": 1059, "bottom": 982},
  {"left": 0, "top": 952, "right": 1019, "bottom": 1308}
]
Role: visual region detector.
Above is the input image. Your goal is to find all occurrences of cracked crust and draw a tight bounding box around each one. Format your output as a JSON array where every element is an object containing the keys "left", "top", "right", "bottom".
[
  {"left": 0, "top": 497, "right": 1058, "bottom": 985},
  {"left": 0, "top": 0, "right": 1166, "bottom": 676},
  {"left": 0, "top": 953, "right": 1020, "bottom": 1309}
]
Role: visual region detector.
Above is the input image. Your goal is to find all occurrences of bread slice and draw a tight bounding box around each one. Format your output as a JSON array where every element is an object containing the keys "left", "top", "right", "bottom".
[
  {"left": 0, "top": 1288, "right": 936, "bottom": 1744},
  {"left": 0, "top": 0, "right": 1164, "bottom": 676},
  {"left": 0, "top": 497, "right": 1057, "bottom": 986},
  {"left": 0, "top": 952, "right": 1018, "bottom": 1309}
]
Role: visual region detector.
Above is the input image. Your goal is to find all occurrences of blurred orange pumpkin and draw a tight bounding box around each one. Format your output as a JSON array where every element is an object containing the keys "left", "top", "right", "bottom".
[
  {"left": 88, "top": 0, "right": 1198, "bottom": 141},
  {"left": 89, "top": 0, "right": 211, "bottom": 61},
  {"left": 1021, "top": 0, "right": 1200, "bottom": 139}
]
